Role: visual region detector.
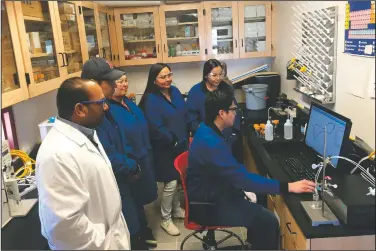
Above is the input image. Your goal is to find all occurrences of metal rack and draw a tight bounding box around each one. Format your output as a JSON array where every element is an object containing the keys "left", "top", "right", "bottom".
[{"left": 290, "top": 4, "right": 338, "bottom": 104}]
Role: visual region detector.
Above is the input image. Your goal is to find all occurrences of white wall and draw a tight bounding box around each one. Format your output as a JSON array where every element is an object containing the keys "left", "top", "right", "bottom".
[
  {"left": 272, "top": 1, "right": 375, "bottom": 148},
  {"left": 12, "top": 58, "right": 273, "bottom": 151},
  {"left": 12, "top": 90, "right": 57, "bottom": 152}
]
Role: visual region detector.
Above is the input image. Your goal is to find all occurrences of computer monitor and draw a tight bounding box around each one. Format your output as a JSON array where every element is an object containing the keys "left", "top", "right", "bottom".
[{"left": 305, "top": 103, "right": 352, "bottom": 168}]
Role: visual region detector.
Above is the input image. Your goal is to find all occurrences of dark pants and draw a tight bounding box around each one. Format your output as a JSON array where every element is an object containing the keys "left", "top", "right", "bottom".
[
  {"left": 134, "top": 201, "right": 148, "bottom": 233},
  {"left": 216, "top": 198, "right": 279, "bottom": 250}
]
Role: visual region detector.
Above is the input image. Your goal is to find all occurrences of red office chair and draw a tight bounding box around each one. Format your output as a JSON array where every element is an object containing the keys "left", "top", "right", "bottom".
[{"left": 174, "top": 151, "right": 245, "bottom": 250}]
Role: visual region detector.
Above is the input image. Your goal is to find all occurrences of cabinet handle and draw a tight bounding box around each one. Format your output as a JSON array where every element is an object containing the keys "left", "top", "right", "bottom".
[
  {"left": 101, "top": 48, "right": 106, "bottom": 58},
  {"left": 59, "top": 53, "right": 66, "bottom": 67},
  {"left": 158, "top": 44, "right": 160, "bottom": 53},
  {"left": 241, "top": 39, "right": 244, "bottom": 47},
  {"left": 235, "top": 39, "right": 237, "bottom": 48},
  {"left": 286, "top": 223, "right": 296, "bottom": 235},
  {"left": 280, "top": 234, "right": 285, "bottom": 250},
  {"left": 64, "top": 53, "right": 69, "bottom": 67}
]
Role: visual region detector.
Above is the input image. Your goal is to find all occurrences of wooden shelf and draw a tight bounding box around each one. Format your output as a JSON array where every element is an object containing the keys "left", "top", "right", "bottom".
[
  {"left": 65, "top": 50, "right": 77, "bottom": 54},
  {"left": 24, "top": 15, "right": 50, "bottom": 23},
  {"left": 166, "top": 21, "right": 198, "bottom": 26},
  {"left": 124, "top": 39, "right": 155, "bottom": 43},
  {"left": 167, "top": 36, "right": 199, "bottom": 40},
  {"left": 216, "top": 38, "right": 234, "bottom": 42},
  {"left": 30, "top": 53, "right": 54, "bottom": 58}
]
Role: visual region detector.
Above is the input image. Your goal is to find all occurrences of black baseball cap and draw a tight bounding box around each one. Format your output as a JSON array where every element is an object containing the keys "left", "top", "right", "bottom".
[{"left": 81, "top": 58, "right": 124, "bottom": 82}]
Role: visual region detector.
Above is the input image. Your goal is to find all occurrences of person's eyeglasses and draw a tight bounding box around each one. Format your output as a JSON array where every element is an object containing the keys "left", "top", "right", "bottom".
[
  {"left": 228, "top": 106, "right": 238, "bottom": 115},
  {"left": 157, "top": 72, "right": 174, "bottom": 80},
  {"left": 80, "top": 98, "right": 108, "bottom": 108},
  {"left": 115, "top": 78, "right": 128, "bottom": 85},
  {"left": 208, "top": 72, "right": 225, "bottom": 79}
]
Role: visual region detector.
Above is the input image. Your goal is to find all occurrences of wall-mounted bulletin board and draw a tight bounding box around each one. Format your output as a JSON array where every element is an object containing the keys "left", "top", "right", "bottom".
[{"left": 344, "top": 1, "right": 375, "bottom": 57}]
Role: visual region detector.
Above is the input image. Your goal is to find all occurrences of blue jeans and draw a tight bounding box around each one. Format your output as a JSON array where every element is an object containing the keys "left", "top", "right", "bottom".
[{"left": 216, "top": 198, "right": 279, "bottom": 250}]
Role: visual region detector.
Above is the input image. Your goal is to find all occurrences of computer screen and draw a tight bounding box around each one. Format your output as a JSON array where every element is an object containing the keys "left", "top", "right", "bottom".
[{"left": 305, "top": 105, "right": 347, "bottom": 167}]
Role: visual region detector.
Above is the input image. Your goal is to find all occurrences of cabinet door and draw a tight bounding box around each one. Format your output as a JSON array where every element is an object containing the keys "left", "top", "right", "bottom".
[
  {"left": 107, "top": 9, "right": 120, "bottom": 66},
  {"left": 81, "top": 2, "right": 102, "bottom": 58},
  {"left": 238, "top": 1, "right": 272, "bottom": 58},
  {"left": 1, "top": 2, "right": 29, "bottom": 108},
  {"left": 54, "top": 1, "right": 85, "bottom": 77},
  {"left": 204, "top": 2, "right": 239, "bottom": 60},
  {"left": 159, "top": 3, "right": 206, "bottom": 63},
  {"left": 98, "top": 6, "right": 112, "bottom": 62},
  {"left": 14, "top": 1, "right": 65, "bottom": 98},
  {"left": 114, "top": 7, "right": 162, "bottom": 66}
]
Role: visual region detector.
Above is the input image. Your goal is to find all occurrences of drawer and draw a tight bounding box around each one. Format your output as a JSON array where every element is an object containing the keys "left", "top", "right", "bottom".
[{"left": 283, "top": 205, "right": 307, "bottom": 250}]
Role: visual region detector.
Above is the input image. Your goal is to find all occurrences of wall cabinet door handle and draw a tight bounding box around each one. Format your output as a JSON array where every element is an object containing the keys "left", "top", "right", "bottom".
[
  {"left": 241, "top": 39, "right": 244, "bottom": 47},
  {"left": 286, "top": 223, "right": 296, "bottom": 235},
  {"left": 64, "top": 53, "right": 69, "bottom": 67},
  {"left": 58, "top": 53, "right": 66, "bottom": 67},
  {"left": 235, "top": 39, "right": 237, "bottom": 48},
  {"left": 158, "top": 44, "right": 160, "bottom": 53},
  {"left": 164, "top": 44, "right": 166, "bottom": 53}
]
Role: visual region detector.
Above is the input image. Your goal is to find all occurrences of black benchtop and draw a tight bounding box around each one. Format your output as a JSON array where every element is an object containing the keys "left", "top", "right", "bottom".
[{"left": 239, "top": 104, "right": 375, "bottom": 239}]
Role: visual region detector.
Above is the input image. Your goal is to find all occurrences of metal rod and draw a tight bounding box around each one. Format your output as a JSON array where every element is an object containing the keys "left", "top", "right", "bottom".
[{"left": 322, "top": 126, "right": 327, "bottom": 217}]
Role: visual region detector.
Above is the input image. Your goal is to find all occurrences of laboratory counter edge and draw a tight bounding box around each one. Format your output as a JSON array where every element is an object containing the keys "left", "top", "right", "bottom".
[{"left": 239, "top": 103, "right": 375, "bottom": 242}]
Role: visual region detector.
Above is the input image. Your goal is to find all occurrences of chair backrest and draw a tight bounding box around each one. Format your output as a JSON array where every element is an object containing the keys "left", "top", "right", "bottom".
[{"left": 174, "top": 151, "right": 190, "bottom": 226}]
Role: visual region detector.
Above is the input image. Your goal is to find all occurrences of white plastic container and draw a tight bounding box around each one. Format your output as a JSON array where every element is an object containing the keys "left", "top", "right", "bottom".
[
  {"left": 176, "top": 42, "right": 182, "bottom": 56},
  {"left": 265, "top": 120, "right": 274, "bottom": 141},
  {"left": 242, "top": 84, "right": 268, "bottom": 110},
  {"left": 284, "top": 118, "right": 293, "bottom": 140}
]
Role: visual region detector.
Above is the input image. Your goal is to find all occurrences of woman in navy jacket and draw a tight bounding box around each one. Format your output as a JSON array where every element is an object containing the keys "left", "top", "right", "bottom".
[
  {"left": 139, "top": 63, "right": 187, "bottom": 236},
  {"left": 96, "top": 72, "right": 158, "bottom": 249},
  {"left": 186, "top": 59, "right": 242, "bottom": 160}
]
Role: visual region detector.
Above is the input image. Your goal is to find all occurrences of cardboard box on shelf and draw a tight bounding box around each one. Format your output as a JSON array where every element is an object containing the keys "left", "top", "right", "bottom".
[
  {"left": 62, "top": 32, "right": 73, "bottom": 51},
  {"left": 28, "top": 32, "right": 42, "bottom": 54},
  {"left": 60, "top": 14, "right": 76, "bottom": 22},
  {"left": 21, "top": 1, "right": 44, "bottom": 19},
  {"left": 58, "top": 3, "right": 75, "bottom": 14}
]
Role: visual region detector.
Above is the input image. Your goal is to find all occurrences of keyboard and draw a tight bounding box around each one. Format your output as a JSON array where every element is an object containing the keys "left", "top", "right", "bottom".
[{"left": 272, "top": 151, "right": 317, "bottom": 181}]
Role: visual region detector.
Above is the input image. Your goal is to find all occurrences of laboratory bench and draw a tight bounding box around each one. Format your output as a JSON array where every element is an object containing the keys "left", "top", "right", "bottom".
[{"left": 239, "top": 104, "right": 375, "bottom": 250}]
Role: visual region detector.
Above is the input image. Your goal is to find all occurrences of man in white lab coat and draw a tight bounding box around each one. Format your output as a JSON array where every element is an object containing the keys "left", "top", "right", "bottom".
[{"left": 36, "top": 77, "right": 130, "bottom": 250}]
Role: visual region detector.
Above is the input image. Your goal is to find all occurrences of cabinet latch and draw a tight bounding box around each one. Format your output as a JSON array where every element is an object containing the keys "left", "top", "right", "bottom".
[
  {"left": 203, "top": 9, "right": 206, "bottom": 16},
  {"left": 25, "top": 73, "right": 30, "bottom": 86},
  {"left": 205, "top": 49, "right": 207, "bottom": 55}
]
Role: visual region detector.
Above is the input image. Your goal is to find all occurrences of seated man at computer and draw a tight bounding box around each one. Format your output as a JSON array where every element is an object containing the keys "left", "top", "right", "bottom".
[{"left": 186, "top": 89, "right": 315, "bottom": 250}]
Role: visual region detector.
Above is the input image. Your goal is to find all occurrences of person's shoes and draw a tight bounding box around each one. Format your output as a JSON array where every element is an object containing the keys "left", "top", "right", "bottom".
[
  {"left": 172, "top": 207, "right": 185, "bottom": 219},
  {"left": 142, "top": 227, "right": 157, "bottom": 247},
  {"left": 160, "top": 218, "right": 180, "bottom": 236}
]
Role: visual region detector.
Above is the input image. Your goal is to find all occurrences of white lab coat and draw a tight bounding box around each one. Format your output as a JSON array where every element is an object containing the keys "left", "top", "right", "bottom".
[{"left": 36, "top": 119, "right": 130, "bottom": 250}]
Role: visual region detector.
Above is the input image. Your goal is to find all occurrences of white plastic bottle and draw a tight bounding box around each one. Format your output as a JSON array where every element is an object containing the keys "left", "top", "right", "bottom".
[
  {"left": 176, "top": 42, "right": 182, "bottom": 56},
  {"left": 284, "top": 117, "right": 293, "bottom": 140},
  {"left": 265, "top": 120, "right": 274, "bottom": 141}
]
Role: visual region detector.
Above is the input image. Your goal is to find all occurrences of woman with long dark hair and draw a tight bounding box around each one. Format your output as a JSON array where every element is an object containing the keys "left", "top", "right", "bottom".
[
  {"left": 185, "top": 59, "right": 242, "bottom": 162},
  {"left": 139, "top": 63, "right": 188, "bottom": 236}
]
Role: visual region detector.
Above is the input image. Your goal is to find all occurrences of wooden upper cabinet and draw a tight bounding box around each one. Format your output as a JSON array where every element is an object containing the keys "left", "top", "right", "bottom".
[
  {"left": 53, "top": 1, "right": 86, "bottom": 78},
  {"left": 1, "top": 2, "right": 29, "bottom": 108},
  {"left": 97, "top": 5, "right": 113, "bottom": 62},
  {"left": 14, "top": 1, "right": 66, "bottom": 98},
  {"left": 203, "top": 2, "right": 239, "bottom": 60},
  {"left": 159, "top": 2, "right": 206, "bottom": 63},
  {"left": 81, "top": 1, "right": 102, "bottom": 59},
  {"left": 114, "top": 7, "right": 162, "bottom": 66},
  {"left": 107, "top": 8, "right": 120, "bottom": 66},
  {"left": 238, "top": 1, "right": 272, "bottom": 58}
]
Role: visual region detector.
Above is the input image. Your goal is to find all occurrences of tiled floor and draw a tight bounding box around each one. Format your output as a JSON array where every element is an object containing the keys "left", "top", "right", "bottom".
[{"left": 144, "top": 183, "right": 246, "bottom": 250}]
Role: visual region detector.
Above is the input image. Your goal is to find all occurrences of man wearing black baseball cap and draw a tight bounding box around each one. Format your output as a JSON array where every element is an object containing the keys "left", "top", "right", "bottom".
[{"left": 81, "top": 57, "right": 125, "bottom": 98}]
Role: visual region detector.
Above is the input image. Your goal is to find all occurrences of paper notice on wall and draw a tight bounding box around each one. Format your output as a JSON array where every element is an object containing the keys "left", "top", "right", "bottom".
[{"left": 344, "top": 56, "right": 375, "bottom": 98}]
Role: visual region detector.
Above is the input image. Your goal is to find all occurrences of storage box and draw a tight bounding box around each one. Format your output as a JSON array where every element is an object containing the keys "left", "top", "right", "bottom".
[
  {"left": 62, "top": 32, "right": 73, "bottom": 51},
  {"left": 28, "top": 32, "right": 42, "bottom": 54},
  {"left": 21, "top": 1, "right": 44, "bottom": 19},
  {"left": 58, "top": 3, "right": 75, "bottom": 14},
  {"left": 60, "top": 14, "right": 76, "bottom": 22}
]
